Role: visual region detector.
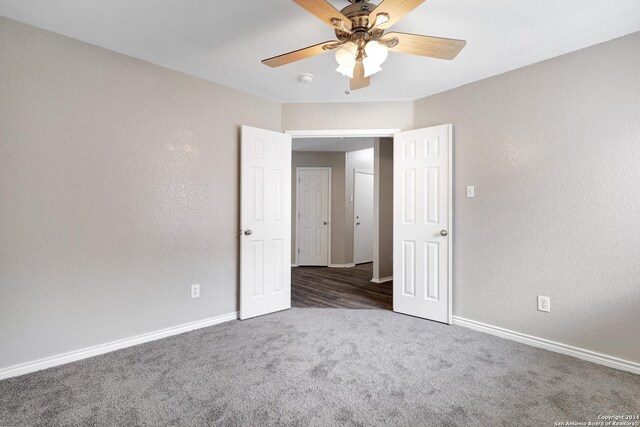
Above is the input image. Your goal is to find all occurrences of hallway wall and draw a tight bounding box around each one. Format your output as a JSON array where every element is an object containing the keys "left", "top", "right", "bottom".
[{"left": 374, "top": 138, "right": 393, "bottom": 280}]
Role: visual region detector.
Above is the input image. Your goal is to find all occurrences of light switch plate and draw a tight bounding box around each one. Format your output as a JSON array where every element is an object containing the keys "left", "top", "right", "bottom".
[{"left": 466, "top": 186, "right": 475, "bottom": 198}]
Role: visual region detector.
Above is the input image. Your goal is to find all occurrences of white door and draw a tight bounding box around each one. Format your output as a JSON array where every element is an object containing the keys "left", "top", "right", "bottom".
[
  {"left": 393, "top": 125, "right": 452, "bottom": 324},
  {"left": 354, "top": 171, "right": 374, "bottom": 264},
  {"left": 297, "top": 168, "right": 330, "bottom": 266},
  {"left": 240, "top": 125, "right": 291, "bottom": 320}
]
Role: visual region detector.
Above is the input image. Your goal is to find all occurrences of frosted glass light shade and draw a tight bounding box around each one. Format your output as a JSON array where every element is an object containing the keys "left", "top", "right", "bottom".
[
  {"left": 364, "top": 41, "right": 388, "bottom": 66},
  {"left": 363, "top": 58, "right": 383, "bottom": 77},
  {"left": 334, "top": 42, "right": 358, "bottom": 77},
  {"left": 335, "top": 42, "right": 357, "bottom": 66},
  {"left": 335, "top": 47, "right": 355, "bottom": 67},
  {"left": 336, "top": 63, "right": 355, "bottom": 78},
  {"left": 362, "top": 41, "right": 388, "bottom": 77}
]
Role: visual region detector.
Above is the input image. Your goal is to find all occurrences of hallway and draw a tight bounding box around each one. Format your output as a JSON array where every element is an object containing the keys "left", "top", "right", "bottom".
[{"left": 291, "top": 263, "right": 392, "bottom": 310}]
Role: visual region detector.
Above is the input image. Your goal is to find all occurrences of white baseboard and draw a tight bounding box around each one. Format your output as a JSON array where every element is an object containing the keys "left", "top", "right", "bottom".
[
  {"left": 7, "top": 312, "right": 634, "bottom": 381},
  {"left": 291, "top": 264, "right": 299, "bottom": 268},
  {"left": 371, "top": 276, "right": 393, "bottom": 284},
  {"left": 328, "top": 263, "right": 356, "bottom": 268},
  {"left": 452, "top": 316, "right": 640, "bottom": 375},
  {"left": 0, "top": 311, "right": 238, "bottom": 381}
]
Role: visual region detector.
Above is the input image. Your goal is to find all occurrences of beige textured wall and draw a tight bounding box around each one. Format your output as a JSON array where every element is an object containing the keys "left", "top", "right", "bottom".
[
  {"left": 344, "top": 149, "right": 374, "bottom": 264},
  {"left": 282, "top": 102, "right": 413, "bottom": 132},
  {"left": 3, "top": 15, "right": 637, "bottom": 372},
  {"left": 414, "top": 32, "right": 640, "bottom": 363},
  {"left": 291, "top": 151, "right": 347, "bottom": 265},
  {"left": 0, "top": 18, "right": 281, "bottom": 369},
  {"left": 373, "top": 138, "right": 393, "bottom": 280}
]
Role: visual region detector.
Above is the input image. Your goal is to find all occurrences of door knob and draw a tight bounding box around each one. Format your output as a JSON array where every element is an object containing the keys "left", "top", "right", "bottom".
[
  {"left": 440, "top": 229, "right": 448, "bottom": 237},
  {"left": 356, "top": 222, "right": 361, "bottom": 226},
  {"left": 323, "top": 221, "right": 328, "bottom": 225},
  {"left": 244, "top": 229, "right": 252, "bottom": 236}
]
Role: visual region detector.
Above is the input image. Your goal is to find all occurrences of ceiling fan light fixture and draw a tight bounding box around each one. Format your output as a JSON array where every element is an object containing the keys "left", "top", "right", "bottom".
[
  {"left": 362, "top": 41, "right": 388, "bottom": 77},
  {"left": 335, "top": 48, "right": 355, "bottom": 66},
  {"left": 336, "top": 63, "right": 355, "bottom": 78},
  {"left": 365, "top": 41, "right": 389, "bottom": 66},
  {"left": 262, "top": 0, "right": 467, "bottom": 91},
  {"left": 363, "top": 58, "right": 383, "bottom": 77},
  {"left": 334, "top": 42, "right": 357, "bottom": 64},
  {"left": 334, "top": 41, "right": 358, "bottom": 78}
]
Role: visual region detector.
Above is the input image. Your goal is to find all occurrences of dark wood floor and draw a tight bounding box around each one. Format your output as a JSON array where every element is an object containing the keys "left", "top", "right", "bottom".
[{"left": 291, "top": 263, "right": 392, "bottom": 310}]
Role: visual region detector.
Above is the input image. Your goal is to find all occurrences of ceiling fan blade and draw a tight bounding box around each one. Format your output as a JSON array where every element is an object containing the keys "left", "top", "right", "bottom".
[
  {"left": 262, "top": 40, "right": 338, "bottom": 67},
  {"left": 350, "top": 61, "right": 370, "bottom": 90},
  {"left": 369, "top": 0, "right": 426, "bottom": 29},
  {"left": 384, "top": 32, "right": 466, "bottom": 60},
  {"left": 293, "top": 0, "right": 352, "bottom": 31}
]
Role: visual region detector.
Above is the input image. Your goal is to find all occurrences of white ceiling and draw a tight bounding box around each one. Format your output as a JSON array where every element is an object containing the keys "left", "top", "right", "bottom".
[
  {"left": 1, "top": 1, "right": 639, "bottom": 103},
  {"left": 293, "top": 137, "right": 375, "bottom": 152}
]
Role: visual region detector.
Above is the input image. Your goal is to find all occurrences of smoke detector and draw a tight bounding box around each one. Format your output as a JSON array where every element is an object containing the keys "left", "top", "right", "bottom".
[{"left": 297, "top": 73, "right": 314, "bottom": 84}]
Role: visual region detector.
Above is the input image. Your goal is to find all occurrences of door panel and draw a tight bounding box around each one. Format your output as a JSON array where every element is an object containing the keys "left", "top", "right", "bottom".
[
  {"left": 393, "top": 125, "right": 452, "bottom": 324},
  {"left": 297, "top": 168, "right": 330, "bottom": 266},
  {"left": 240, "top": 126, "right": 291, "bottom": 320},
  {"left": 354, "top": 171, "right": 374, "bottom": 264}
]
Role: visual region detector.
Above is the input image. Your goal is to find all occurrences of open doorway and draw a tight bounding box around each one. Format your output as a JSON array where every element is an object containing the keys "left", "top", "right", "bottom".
[
  {"left": 354, "top": 169, "right": 373, "bottom": 265},
  {"left": 240, "top": 125, "right": 453, "bottom": 323},
  {"left": 289, "top": 131, "right": 395, "bottom": 310}
]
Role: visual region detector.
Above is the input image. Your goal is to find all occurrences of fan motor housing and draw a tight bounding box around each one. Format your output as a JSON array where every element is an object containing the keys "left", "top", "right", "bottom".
[
  {"left": 341, "top": 1, "right": 374, "bottom": 19},
  {"left": 336, "top": 1, "right": 376, "bottom": 42}
]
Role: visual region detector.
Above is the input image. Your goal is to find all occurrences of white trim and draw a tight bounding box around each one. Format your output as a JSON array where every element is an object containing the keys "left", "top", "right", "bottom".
[
  {"left": 0, "top": 312, "right": 238, "bottom": 380},
  {"left": 295, "top": 167, "right": 332, "bottom": 267},
  {"left": 447, "top": 125, "right": 453, "bottom": 325},
  {"left": 295, "top": 167, "right": 300, "bottom": 267},
  {"left": 452, "top": 316, "right": 640, "bottom": 375},
  {"left": 373, "top": 143, "right": 379, "bottom": 281},
  {"left": 328, "top": 263, "right": 356, "bottom": 268},
  {"left": 371, "top": 276, "right": 393, "bottom": 284},
  {"left": 291, "top": 264, "right": 299, "bottom": 268},
  {"left": 286, "top": 129, "right": 400, "bottom": 138}
]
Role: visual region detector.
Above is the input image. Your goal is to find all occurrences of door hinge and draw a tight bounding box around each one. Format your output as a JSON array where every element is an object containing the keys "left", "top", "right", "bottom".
[{"left": 297, "top": 248, "right": 300, "bottom": 253}]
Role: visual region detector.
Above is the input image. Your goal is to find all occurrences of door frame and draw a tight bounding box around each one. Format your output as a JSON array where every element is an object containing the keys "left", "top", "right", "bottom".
[
  {"left": 287, "top": 129, "right": 400, "bottom": 274},
  {"left": 295, "top": 167, "right": 332, "bottom": 267},
  {"left": 352, "top": 168, "right": 374, "bottom": 265},
  {"left": 286, "top": 129, "right": 400, "bottom": 138}
]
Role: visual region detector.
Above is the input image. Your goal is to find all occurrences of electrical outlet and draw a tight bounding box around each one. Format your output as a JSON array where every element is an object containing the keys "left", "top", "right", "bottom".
[
  {"left": 537, "top": 295, "right": 550, "bottom": 312},
  {"left": 191, "top": 284, "right": 200, "bottom": 299}
]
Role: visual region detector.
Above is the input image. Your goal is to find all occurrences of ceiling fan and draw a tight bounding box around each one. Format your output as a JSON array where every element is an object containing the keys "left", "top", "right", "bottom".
[{"left": 262, "top": 0, "right": 466, "bottom": 91}]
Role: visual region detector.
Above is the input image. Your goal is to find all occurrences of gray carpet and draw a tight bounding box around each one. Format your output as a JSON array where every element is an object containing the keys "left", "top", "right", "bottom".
[{"left": 1, "top": 308, "right": 638, "bottom": 426}]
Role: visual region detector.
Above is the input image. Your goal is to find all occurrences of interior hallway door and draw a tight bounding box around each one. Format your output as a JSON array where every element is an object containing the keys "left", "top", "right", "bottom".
[
  {"left": 297, "top": 168, "right": 330, "bottom": 266},
  {"left": 393, "top": 125, "right": 452, "bottom": 324},
  {"left": 240, "top": 125, "right": 291, "bottom": 320},
  {"left": 354, "top": 171, "right": 374, "bottom": 264}
]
